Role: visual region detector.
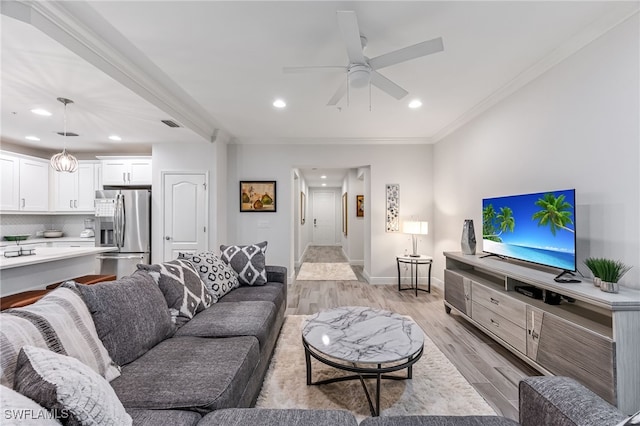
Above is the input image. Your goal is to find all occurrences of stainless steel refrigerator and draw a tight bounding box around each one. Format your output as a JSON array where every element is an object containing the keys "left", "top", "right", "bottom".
[{"left": 95, "top": 189, "right": 151, "bottom": 278}]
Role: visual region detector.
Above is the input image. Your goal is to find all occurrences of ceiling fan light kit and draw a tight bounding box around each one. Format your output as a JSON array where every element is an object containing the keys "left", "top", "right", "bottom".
[
  {"left": 50, "top": 97, "right": 78, "bottom": 173},
  {"left": 283, "top": 10, "right": 444, "bottom": 107}
]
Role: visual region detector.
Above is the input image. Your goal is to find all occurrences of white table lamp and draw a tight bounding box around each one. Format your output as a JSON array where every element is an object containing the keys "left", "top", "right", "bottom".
[{"left": 403, "top": 221, "right": 429, "bottom": 257}]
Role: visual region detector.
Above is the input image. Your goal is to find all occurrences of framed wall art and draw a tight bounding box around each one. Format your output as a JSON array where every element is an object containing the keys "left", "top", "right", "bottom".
[
  {"left": 386, "top": 184, "right": 399, "bottom": 232},
  {"left": 300, "top": 192, "right": 306, "bottom": 224},
  {"left": 356, "top": 195, "right": 364, "bottom": 217},
  {"left": 240, "top": 181, "right": 276, "bottom": 212},
  {"left": 342, "top": 192, "right": 348, "bottom": 236}
]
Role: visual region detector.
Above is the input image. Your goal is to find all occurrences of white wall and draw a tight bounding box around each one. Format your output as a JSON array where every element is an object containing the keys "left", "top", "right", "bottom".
[
  {"left": 227, "top": 143, "right": 434, "bottom": 283},
  {"left": 433, "top": 16, "right": 640, "bottom": 289},
  {"left": 341, "top": 169, "right": 365, "bottom": 265},
  {"left": 151, "top": 140, "right": 226, "bottom": 263}
]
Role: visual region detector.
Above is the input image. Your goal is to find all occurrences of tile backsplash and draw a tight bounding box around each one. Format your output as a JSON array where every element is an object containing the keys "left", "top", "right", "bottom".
[{"left": 0, "top": 214, "right": 93, "bottom": 239}]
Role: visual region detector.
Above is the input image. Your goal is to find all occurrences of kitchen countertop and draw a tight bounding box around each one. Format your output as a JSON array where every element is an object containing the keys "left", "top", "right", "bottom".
[
  {"left": 0, "top": 236, "right": 95, "bottom": 248},
  {"left": 0, "top": 246, "right": 117, "bottom": 270}
]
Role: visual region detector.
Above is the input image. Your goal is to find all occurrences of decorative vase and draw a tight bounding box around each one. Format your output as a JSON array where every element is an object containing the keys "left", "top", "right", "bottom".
[
  {"left": 600, "top": 280, "right": 619, "bottom": 293},
  {"left": 593, "top": 277, "right": 601, "bottom": 288},
  {"left": 461, "top": 219, "right": 476, "bottom": 255}
]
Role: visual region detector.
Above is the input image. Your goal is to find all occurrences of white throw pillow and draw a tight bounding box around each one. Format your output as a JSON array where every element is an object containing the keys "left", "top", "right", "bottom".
[
  {"left": 0, "top": 287, "right": 121, "bottom": 389},
  {"left": 0, "top": 384, "right": 60, "bottom": 425},
  {"left": 14, "top": 346, "right": 132, "bottom": 426}
]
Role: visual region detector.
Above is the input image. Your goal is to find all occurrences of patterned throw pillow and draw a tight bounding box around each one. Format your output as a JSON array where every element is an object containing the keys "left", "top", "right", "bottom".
[
  {"left": 15, "top": 346, "right": 132, "bottom": 426},
  {"left": 178, "top": 251, "right": 240, "bottom": 302},
  {"left": 0, "top": 384, "right": 60, "bottom": 425},
  {"left": 220, "top": 241, "right": 268, "bottom": 286},
  {"left": 137, "top": 259, "right": 214, "bottom": 327},
  {"left": 0, "top": 287, "right": 121, "bottom": 389}
]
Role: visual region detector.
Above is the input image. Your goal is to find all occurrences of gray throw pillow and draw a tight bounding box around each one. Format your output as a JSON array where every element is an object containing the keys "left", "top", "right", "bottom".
[
  {"left": 76, "top": 270, "right": 173, "bottom": 366},
  {"left": 15, "top": 345, "right": 132, "bottom": 426},
  {"left": 178, "top": 251, "right": 240, "bottom": 302},
  {"left": 220, "top": 241, "right": 268, "bottom": 286},
  {"left": 137, "top": 259, "right": 214, "bottom": 327}
]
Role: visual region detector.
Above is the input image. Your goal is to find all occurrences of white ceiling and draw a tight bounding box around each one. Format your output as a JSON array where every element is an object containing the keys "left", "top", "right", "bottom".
[{"left": 1, "top": 1, "right": 636, "bottom": 154}]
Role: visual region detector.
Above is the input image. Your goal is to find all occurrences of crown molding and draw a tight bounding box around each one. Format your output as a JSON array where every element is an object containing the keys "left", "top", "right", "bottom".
[
  {"left": 232, "top": 136, "right": 434, "bottom": 145},
  {"left": 1, "top": 0, "right": 226, "bottom": 143},
  {"left": 432, "top": 3, "right": 640, "bottom": 144}
]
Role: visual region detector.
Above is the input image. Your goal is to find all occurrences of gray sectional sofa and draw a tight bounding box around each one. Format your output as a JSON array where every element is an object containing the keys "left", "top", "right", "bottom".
[{"left": 103, "top": 265, "right": 288, "bottom": 425}]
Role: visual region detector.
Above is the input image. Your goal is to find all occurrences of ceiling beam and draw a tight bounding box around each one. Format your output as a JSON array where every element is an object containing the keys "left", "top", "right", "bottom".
[{"left": 1, "top": 0, "right": 230, "bottom": 144}]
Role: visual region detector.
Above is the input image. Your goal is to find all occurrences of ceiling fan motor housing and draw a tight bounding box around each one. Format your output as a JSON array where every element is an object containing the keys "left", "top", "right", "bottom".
[{"left": 348, "top": 64, "right": 371, "bottom": 88}]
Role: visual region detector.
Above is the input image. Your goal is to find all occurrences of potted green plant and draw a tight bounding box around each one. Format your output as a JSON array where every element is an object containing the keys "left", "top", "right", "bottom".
[{"left": 584, "top": 257, "right": 631, "bottom": 293}]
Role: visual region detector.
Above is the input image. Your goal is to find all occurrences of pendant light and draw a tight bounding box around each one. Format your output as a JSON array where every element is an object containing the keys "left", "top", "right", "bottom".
[{"left": 50, "top": 97, "right": 78, "bottom": 173}]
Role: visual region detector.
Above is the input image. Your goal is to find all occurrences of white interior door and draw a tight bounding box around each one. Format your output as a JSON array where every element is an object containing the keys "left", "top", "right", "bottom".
[
  {"left": 312, "top": 191, "right": 336, "bottom": 245},
  {"left": 163, "top": 173, "right": 207, "bottom": 261}
]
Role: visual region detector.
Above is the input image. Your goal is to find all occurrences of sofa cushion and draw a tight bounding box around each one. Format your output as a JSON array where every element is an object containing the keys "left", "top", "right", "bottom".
[
  {"left": 110, "top": 336, "right": 260, "bottom": 414},
  {"left": 14, "top": 345, "right": 132, "bottom": 426},
  {"left": 174, "top": 301, "right": 277, "bottom": 349},
  {"left": 137, "top": 259, "right": 214, "bottom": 327},
  {"left": 198, "top": 408, "right": 359, "bottom": 426},
  {"left": 0, "top": 287, "right": 120, "bottom": 389},
  {"left": 178, "top": 251, "right": 239, "bottom": 302},
  {"left": 218, "top": 281, "right": 285, "bottom": 308},
  {"left": 359, "top": 416, "right": 518, "bottom": 426},
  {"left": 76, "top": 270, "right": 173, "bottom": 366},
  {"left": 126, "top": 408, "right": 201, "bottom": 426},
  {"left": 0, "top": 384, "right": 60, "bottom": 425},
  {"left": 220, "top": 241, "right": 268, "bottom": 286}
]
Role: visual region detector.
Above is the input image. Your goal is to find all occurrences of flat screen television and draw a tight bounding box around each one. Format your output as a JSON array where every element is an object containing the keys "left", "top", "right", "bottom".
[{"left": 482, "top": 189, "right": 576, "bottom": 272}]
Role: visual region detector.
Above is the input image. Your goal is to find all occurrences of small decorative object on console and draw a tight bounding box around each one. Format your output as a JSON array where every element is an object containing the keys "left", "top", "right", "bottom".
[
  {"left": 584, "top": 257, "right": 631, "bottom": 293},
  {"left": 461, "top": 219, "right": 476, "bottom": 255}
]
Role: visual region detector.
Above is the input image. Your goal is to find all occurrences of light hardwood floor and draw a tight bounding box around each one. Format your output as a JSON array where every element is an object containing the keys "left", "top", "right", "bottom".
[{"left": 288, "top": 246, "right": 539, "bottom": 422}]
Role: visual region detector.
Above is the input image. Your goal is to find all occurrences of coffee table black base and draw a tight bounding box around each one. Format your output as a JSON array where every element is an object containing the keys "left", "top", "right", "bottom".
[{"left": 303, "top": 339, "right": 424, "bottom": 417}]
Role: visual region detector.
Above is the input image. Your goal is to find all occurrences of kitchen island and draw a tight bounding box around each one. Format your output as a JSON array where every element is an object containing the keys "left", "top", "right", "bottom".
[{"left": 0, "top": 246, "right": 117, "bottom": 296}]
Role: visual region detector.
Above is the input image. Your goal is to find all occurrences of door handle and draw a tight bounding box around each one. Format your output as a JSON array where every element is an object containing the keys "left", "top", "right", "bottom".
[
  {"left": 127, "top": 172, "right": 131, "bottom": 183},
  {"left": 165, "top": 236, "right": 171, "bottom": 240},
  {"left": 70, "top": 200, "right": 73, "bottom": 208},
  {"left": 21, "top": 198, "right": 25, "bottom": 208},
  {"left": 74, "top": 200, "right": 77, "bottom": 208},
  {"left": 97, "top": 255, "right": 146, "bottom": 260}
]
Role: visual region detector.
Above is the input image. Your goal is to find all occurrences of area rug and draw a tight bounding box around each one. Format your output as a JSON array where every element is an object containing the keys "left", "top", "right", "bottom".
[
  {"left": 296, "top": 262, "right": 358, "bottom": 281},
  {"left": 256, "top": 315, "right": 496, "bottom": 421}
]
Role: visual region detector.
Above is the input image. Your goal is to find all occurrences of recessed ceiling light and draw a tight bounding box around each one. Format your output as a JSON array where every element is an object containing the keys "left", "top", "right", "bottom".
[
  {"left": 408, "top": 99, "right": 422, "bottom": 109},
  {"left": 31, "top": 108, "right": 52, "bottom": 116},
  {"left": 25, "top": 136, "right": 40, "bottom": 141},
  {"left": 321, "top": 183, "right": 327, "bottom": 187},
  {"left": 108, "top": 135, "right": 122, "bottom": 141},
  {"left": 273, "top": 99, "right": 286, "bottom": 108},
  {"left": 321, "top": 175, "right": 327, "bottom": 179}
]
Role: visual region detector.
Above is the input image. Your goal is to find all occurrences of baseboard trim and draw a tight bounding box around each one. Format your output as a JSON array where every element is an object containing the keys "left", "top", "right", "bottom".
[{"left": 349, "top": 260, "right": 364, "bottom": 266}]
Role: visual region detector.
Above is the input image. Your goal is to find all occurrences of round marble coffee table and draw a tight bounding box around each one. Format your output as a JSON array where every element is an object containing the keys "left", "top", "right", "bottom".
[{"left": 302, "top": 306, "right": 424, "bottom": 416}]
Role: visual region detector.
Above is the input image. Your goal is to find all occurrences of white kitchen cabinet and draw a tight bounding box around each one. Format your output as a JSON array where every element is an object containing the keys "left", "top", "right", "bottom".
[
  {"left": 101, "top": 157, "right": 151, "bottom": 186},
  {"left": 0, "top": 153, "right": 48, "bottom": 211},
  {"left": 54, "top": 162, "right": 97, "bottom": 212},
  {"left": 0, "top": 153, "right": 20, "bottom": 210}
]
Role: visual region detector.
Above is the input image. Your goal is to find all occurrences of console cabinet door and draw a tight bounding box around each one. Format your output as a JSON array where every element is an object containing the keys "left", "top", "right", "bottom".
[
  {"left": 535, "top": 311, "right": 616, "bottom": 405},
  {"left": 444, "top": 270, "right": 472, "bottom": 316}
]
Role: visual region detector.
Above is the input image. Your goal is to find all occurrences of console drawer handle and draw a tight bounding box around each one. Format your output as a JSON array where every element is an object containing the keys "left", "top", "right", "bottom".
[
  {"left": 490, "top": 318, "right": 500, "bottom": 327},
  {"left": 490, "top": 297, "right": 500, "bottom": 305}
]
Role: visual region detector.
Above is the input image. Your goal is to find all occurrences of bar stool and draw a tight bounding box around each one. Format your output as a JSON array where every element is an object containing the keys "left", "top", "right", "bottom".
[
  {"left": 0, "top": 290, "right": 50, "bottom": 311},
  {"left": 45, "top": 274, "right": 117, "bottom": 290}
]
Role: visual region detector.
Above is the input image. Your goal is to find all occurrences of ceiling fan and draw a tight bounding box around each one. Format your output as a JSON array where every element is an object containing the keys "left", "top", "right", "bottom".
[{"left": 283, "top": 10, "right": 444, "bottom": 106}]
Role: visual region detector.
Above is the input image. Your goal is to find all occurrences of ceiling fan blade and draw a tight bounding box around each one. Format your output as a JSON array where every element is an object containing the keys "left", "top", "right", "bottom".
[
  {"left": 368, "top": 37, "right": 444, "bottom": 70},
  {"left": 336, "top": 11, "right": 366, "bottom": 64},
  {"left": 370, "top": 71, "right": 408, "bottom": 100},
  {"left": 283, "top": 66, "right": 347, "bottom": 74},
  {"left": 327, "top": 81, "right": 347, "bottom": 106}
]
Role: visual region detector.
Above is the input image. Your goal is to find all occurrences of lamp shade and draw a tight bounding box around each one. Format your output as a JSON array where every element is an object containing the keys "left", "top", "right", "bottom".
[{"left": 403, "top": 221, "right": 429, "bottom": 235}]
